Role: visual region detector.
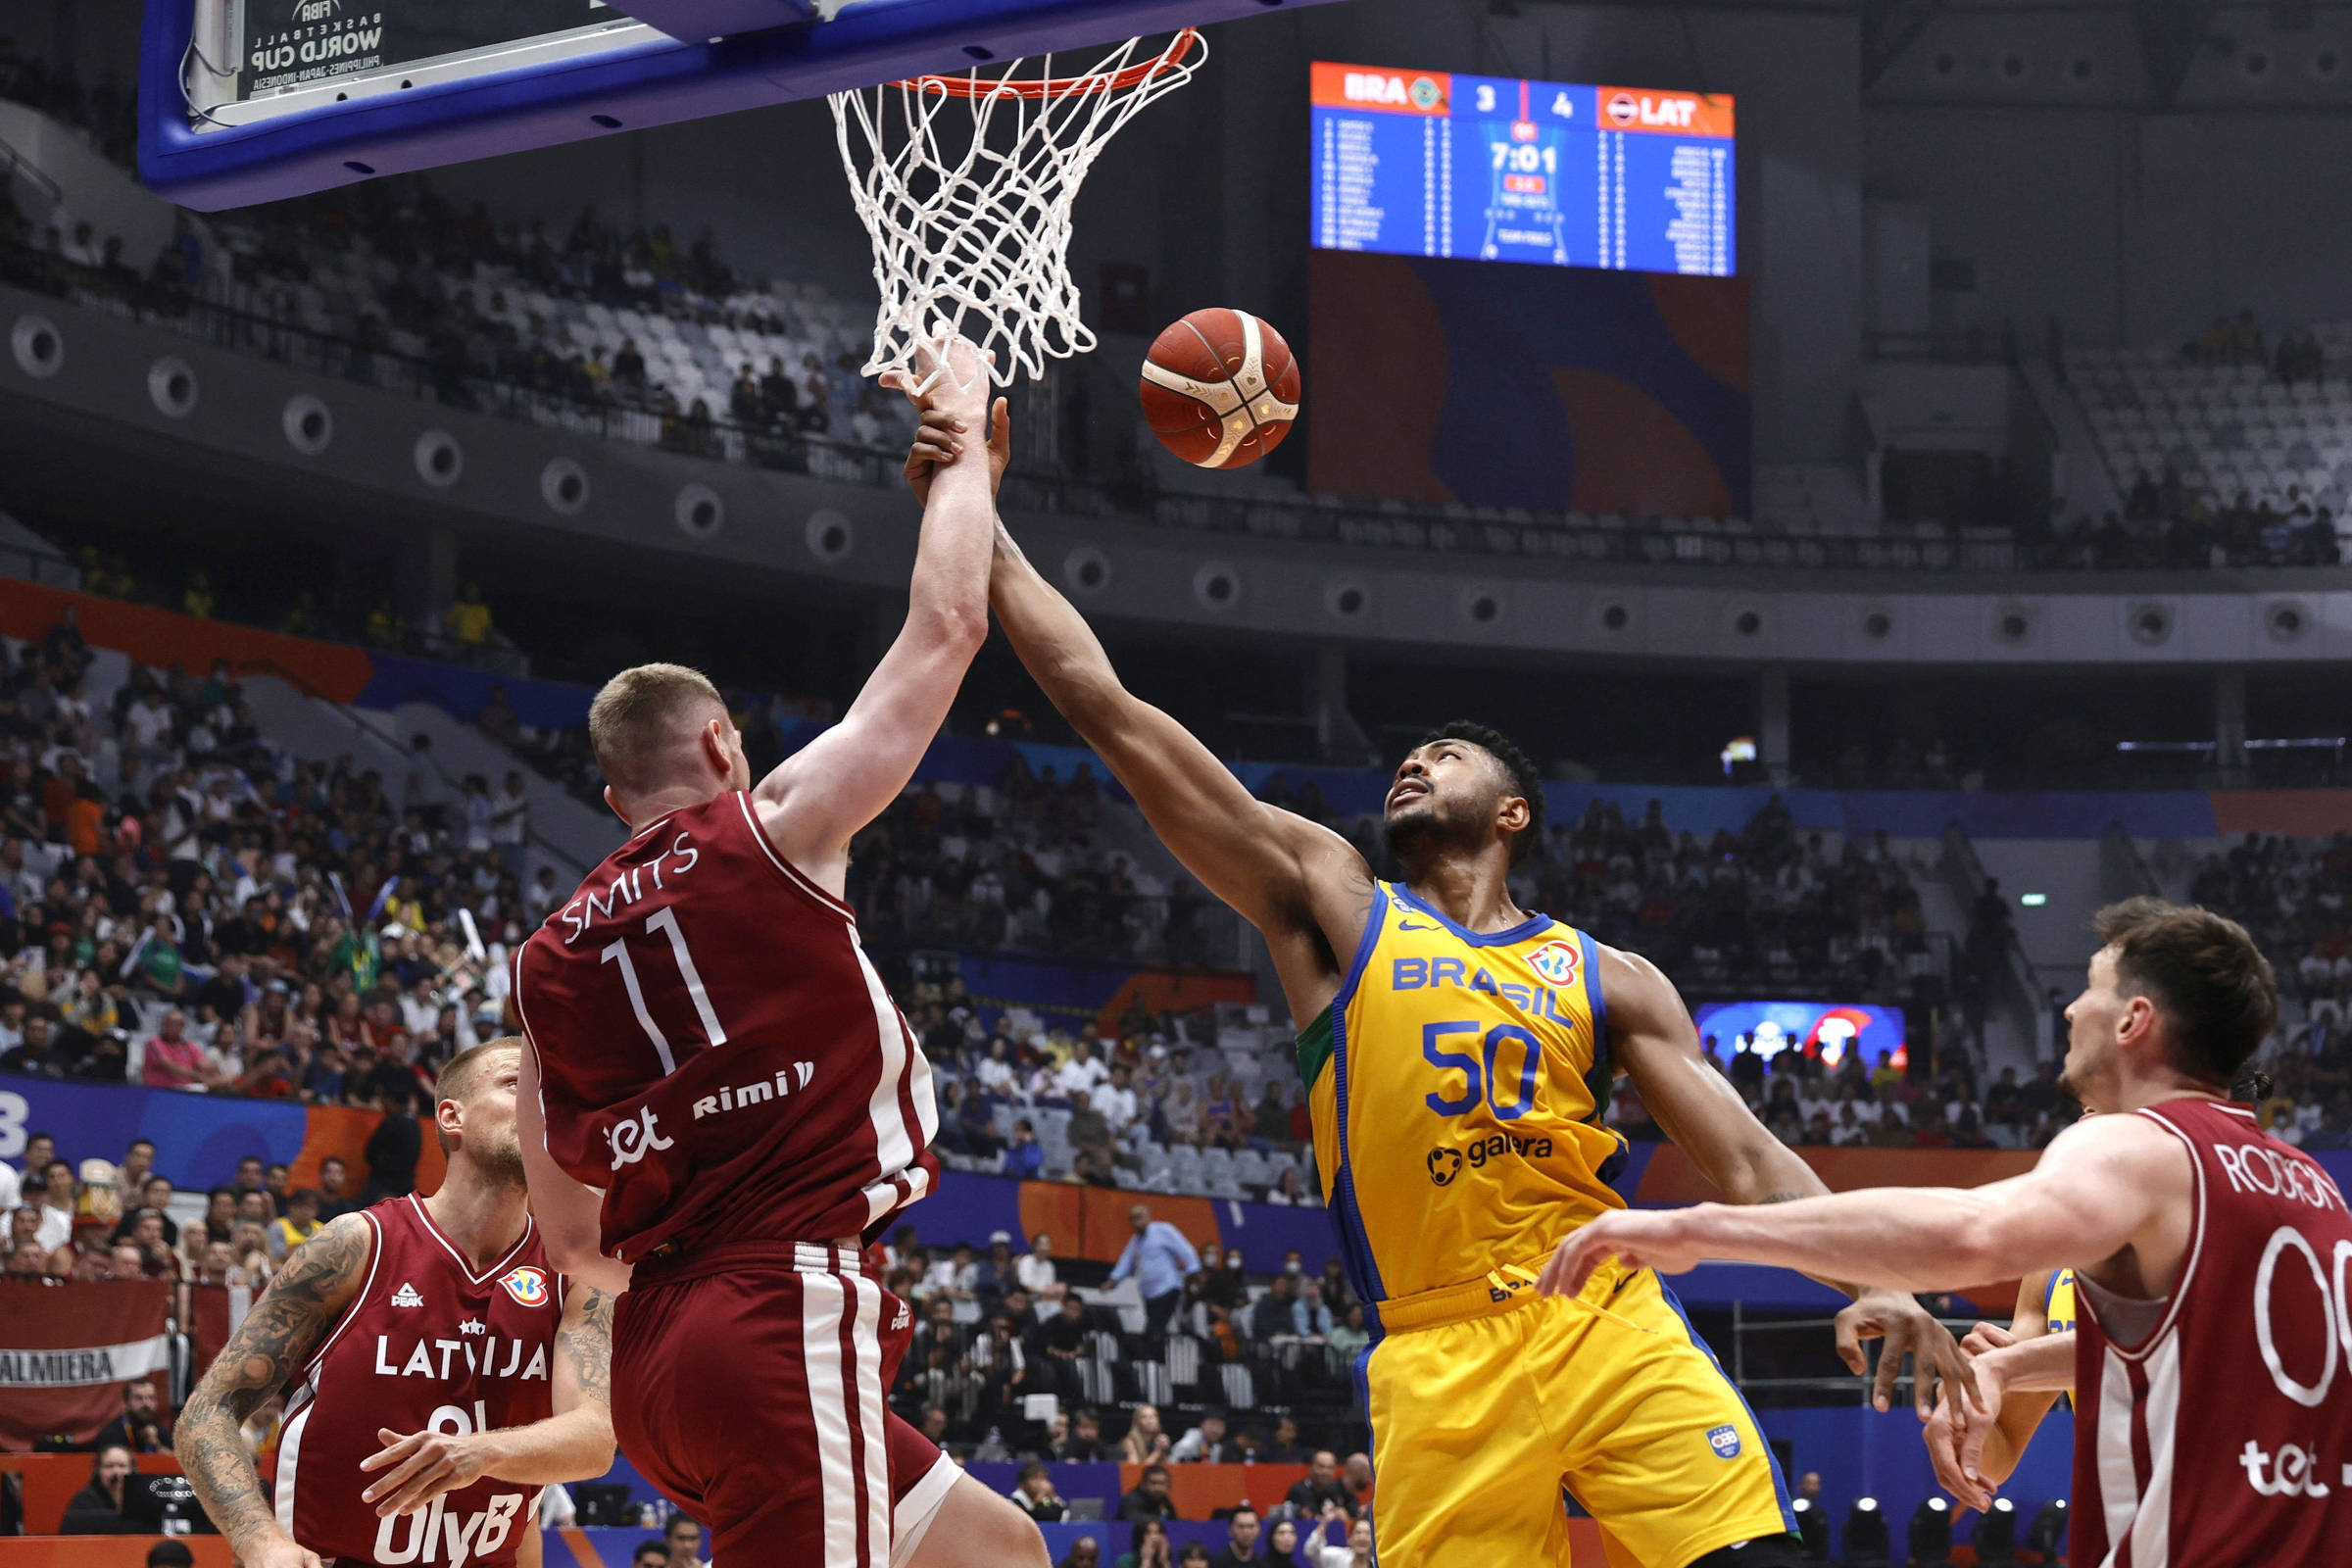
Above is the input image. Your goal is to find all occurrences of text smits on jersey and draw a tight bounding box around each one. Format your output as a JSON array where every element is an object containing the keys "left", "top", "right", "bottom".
[{"left": 557, "top": 831, "right": 700, "bottom": 945}]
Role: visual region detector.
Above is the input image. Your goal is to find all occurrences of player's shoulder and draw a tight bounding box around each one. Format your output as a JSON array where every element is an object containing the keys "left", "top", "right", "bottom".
[{"left": 273, "top": 1210, "right": 378, "bottom": 1296}]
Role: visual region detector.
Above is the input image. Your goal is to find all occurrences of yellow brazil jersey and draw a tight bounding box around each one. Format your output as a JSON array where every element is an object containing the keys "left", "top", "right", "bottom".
[
  {"left": 2044, "top": 1267, "right": 2077, "bottom": 1334},
  {"left": 1298, "top": 880, "right": 1627, "bottom": 1307}
]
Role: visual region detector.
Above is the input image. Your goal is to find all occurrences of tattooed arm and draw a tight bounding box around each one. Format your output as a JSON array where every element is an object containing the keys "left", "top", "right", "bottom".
[
  {"left": 179, "top": 1212, "right": 372, "bottom": 1568},
  {"left": 360, "top": 1284, "right": 616, "bottom": 1517}
]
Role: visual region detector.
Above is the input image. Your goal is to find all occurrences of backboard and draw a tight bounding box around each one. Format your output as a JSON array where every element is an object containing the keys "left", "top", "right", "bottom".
[{"left": 138, "top": 0, "right": 1353, "bottom": 211}]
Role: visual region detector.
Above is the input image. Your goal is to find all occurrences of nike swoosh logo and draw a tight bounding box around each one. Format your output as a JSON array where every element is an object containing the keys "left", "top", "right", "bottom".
[{"left": 1396, "top": 920, "right": 1437, "bottom": 931}]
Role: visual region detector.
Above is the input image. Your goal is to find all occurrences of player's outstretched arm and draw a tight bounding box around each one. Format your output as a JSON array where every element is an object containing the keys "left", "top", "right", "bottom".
[
  {"left": 1541, "top": 1111, "right": 2183, "bottom": 1296},
  {"left": 361, "top": 1285, "right": 616, "bottom": 1516},
  {"left": 984, "top": 515, "right": 1365, "bottom": 957},
  {"left": 516, "top": 1040, "right": 631, "bottom": 1296},
  {"left": 179, "top": 1213, "right": 372, "bottom": 1568},
  {"left": 752, "top": 337, "right": 997, "bottom": 887},
  {"left": 1600, "top": 945, "right": 1971, "bottom": 1413}
]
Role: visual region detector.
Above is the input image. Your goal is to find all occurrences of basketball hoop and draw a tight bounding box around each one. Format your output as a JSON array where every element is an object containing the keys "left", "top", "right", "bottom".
[{"left": 830, "top": 29, "right": 1206, "bottom": 393}]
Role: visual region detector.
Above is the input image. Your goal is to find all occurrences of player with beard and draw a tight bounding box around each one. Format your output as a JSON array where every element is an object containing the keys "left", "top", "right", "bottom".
[
  {"left": 933, "top": 409, "right": 1970, "bottom": 1568},
  {"left": 177, "top": 1040, "right": 614, "bottom": 1568},
  {"left": 1546, "top": 901, "right": 2352, "bottom": 1566}
]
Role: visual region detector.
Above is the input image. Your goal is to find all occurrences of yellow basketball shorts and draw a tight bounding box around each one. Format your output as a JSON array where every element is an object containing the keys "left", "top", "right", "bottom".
[{"left": 1358, "top": 1263, "right": 1796, "bottom": 1568}]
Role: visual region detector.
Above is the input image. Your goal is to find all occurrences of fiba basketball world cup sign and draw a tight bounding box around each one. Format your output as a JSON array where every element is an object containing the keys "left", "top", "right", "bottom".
[{"left": 239, "top": 1, "right": 602, "bottom": 98}]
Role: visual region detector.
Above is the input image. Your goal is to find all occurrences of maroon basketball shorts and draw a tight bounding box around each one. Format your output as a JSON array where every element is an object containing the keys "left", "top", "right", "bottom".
[{"left": 613, "top": 1241, "right": 954, "bottom": 1566}]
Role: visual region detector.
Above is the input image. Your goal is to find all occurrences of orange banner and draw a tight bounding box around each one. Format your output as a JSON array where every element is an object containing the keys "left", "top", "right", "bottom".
[
  {"left": 0, "top": 579, "right": 374, "bottom": 702},
  {"left": 1635, "top": 1144, "right": 2038, "bottom": 1205},
  {"left": 0, "top": 1453, "right": 187, "bottom": 1535},
  {"left": 2210, "top": 789, "right": 2352, "bottom": 837},
  {"left": 290, "top": 1103, "right": 448, "bottom": 1200},
  {"left": 1029, "top": 1187, "right": 1223, "bottom": 1267},
  {"left": 1593, "top": 85, "right": 1736, "bottom": 138},
  {"left": 1310, "top": 61, "right": 1452, "bottom": 115}
]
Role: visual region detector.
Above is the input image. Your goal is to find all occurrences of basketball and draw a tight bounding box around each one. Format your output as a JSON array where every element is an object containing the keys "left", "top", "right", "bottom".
[{"left": 1139, "top": 308, "right": 1302, "bottom": 469}]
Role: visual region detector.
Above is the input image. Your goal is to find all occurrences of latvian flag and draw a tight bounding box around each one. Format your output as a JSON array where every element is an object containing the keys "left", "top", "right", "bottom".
[{"left": 0, "top": 1279, "right": 172, "bottom": 1449}]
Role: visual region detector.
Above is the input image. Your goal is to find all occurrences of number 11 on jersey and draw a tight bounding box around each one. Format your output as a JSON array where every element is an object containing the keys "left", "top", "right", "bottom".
[{"left": 599, "top": 906, "right": 728, "bottom": 1073}]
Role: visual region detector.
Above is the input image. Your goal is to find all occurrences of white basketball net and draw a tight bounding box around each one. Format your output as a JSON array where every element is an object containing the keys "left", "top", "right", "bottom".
[{"left": 830, "top": 30, "right": 1205, "bottom": 392}]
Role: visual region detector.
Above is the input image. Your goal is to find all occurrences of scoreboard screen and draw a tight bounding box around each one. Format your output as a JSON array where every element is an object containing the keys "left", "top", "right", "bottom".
[{"left": 1310, "top": 63, "right": 1735, "bottom": 276}]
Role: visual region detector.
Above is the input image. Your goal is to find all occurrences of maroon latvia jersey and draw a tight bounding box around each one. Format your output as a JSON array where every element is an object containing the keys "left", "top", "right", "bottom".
[
  {"left": 276, "top": 1197, "right": 559, "bottom": 1566},
  {"left": 514, "top": 790, "right": 938, "bottom": 1261},
  {"left": 2072, "top": 1098, "right": 2352, "bottom": 1568}
]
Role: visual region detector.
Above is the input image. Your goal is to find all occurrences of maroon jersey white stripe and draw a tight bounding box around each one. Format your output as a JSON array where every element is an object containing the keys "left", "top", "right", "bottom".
[
  {"left": 2072, "top": 1098, "right": 2352, "bottom": 1568},
  {"left": 276, "top": 1197, "right": 559, "bottom": 1566},
  {"left": 514, "top": 791, "right": 938, "bottom": 1261}
]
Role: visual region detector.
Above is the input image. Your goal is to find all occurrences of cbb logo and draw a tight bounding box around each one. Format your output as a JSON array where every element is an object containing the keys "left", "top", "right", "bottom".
[{"left": 1427, "top": 1148, "right": 1464, "bottom": 1187}]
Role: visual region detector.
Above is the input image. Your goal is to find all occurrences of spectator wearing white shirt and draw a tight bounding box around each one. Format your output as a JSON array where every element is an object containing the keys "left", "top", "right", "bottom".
[
  {"left": 1311, "top": 1514, "right": 1374, "bottom": 1568},
  {"left": 2298, "top": 951, "right": 2333, "bottom": 1009},
  {"left": 461, "top": 775, "right": 495, "bottom": 852},
  {"left": 1095, "top": 1064, "right": 1140, "bottom": 1133},
  {"left": 924, "top": 1242, "right": 980, "bottom": 1302},
  {"left": 1054, "top": 1038, "right": 1109, "bottom": 1099},
  {"left": 490, "top": 769, "right": 531, "bottom": 877},
  {"left": 1015, "top": 1233, "right": 1064, "bottom": 1301},
  {"left": 29, "top": 1166, "right": 75, "bottom": 1253},
  {"left": 974, "top": 1037, "right": 1019, "bottom": 1095}
]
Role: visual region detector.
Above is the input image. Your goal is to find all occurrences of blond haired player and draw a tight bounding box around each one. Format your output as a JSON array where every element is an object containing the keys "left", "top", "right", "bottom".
[{"left": 903, "top": 410, "right": 1969, "bottom": 1568}]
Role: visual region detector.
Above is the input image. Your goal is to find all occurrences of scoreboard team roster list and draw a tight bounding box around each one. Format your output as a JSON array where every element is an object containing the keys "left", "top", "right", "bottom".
[{"left": 1311, "top": 63, "right": 1736, "bottom": 276}]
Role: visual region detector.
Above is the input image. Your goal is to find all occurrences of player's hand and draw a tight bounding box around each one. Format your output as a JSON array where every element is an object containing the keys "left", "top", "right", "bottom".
[
  {"left": 235, "top": 1529, "right": 326, "bottom": 1568},
  {"left": 1929, "top": 1354, "right": 2011, "bottom": 1511},
  {"left": 901, "top": 398, "right": 1010, "bottom": 508},
  {"left": 884, "top": 332, "right": 992, "bottom": 419},
  {"left": 1961, "top": 1319, "right": 2017, "bottom": 1358},
  {"left": 1537, "top": 1208, "right": 1704, "bottom": 1298},
  {"left": 361, "top": 1426, "right": 493, "bottom": 1516},
  {"left": 1836, "top": 1289, "right": 1978, "bottom": 1418}
]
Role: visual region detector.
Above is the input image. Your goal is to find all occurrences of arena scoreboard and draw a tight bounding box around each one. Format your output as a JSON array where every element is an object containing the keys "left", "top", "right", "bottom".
[{"left": 1310, "top": 63, "right": 1735, "bottom": 276}]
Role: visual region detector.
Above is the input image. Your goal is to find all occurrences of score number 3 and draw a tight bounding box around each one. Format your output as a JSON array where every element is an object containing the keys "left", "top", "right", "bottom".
[
  {"left": 600, "top": 907, "right": 727, "bottom": 1073},
  {"left": 1422, "top": 1020, "right": 1543, "bottom": 1121}
]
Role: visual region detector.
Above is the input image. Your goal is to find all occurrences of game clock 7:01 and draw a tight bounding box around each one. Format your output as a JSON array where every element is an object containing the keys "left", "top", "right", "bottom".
[{"left": 1309, "top": 62, "right": 1735, "bottom": 276}]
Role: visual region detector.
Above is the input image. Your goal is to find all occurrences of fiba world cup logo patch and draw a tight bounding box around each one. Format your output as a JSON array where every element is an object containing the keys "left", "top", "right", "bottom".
[
  {"left": 500, "top": 1266, "right": 551, "bottom": 1307},
  {"left": 1706, "top": 1424, "right": 1741, "bottom": 1460},
  {"left": 1527, "top": 940, "right": 1581, "bottom": 987}
]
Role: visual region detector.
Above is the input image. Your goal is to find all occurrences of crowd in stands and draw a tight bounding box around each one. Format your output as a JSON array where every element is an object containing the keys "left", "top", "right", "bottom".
[
  {"left": 2190, "top": 832, "right": 2352, "bottom": 1152},
  {"left": 2052, "top": 469, "right": 2346, "bottom": 570},
  {"left": 0, "top": 45, "right": 916, "bottom": 472},
  {"left": 0, "top": 617, "right": 536, "bottom": 1112},
  {"left": 851, "top": 768, "right": 1231, "bottom": 971}
]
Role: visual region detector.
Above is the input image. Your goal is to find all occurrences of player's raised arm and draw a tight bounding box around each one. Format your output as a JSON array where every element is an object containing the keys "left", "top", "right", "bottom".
[
  {"left": 360, "top": 1285, "right": 616, "bottom": 1517},
  {"left": 178, "top": 1214, "right": 372, "bottom": 1568},
  {"left": 752, "top": 335, "right": 999, "bottom": 885},
  {"left": 1599, "top": 945, "right": 1973, "bottom": 1414},
  {"left": 982, "top": 531, "right": 1365, "bottom": 976}
]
